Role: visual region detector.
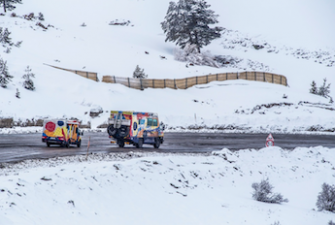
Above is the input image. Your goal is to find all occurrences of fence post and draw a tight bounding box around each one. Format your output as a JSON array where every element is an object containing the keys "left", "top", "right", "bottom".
[
  {"left": 164, "top": 79, "right": 166, "bottom": 88},
  {"left": 174, "top": 79, "right": 176, "bottom": 89},
  {"left": 153, "top": 79, "right": 155, "bottom": 88},
  {"left": 237, "top": 72, "right": 239, "bottom": 79},
  {"left": 140, "top": 79, "right": 143, "bottom": 90},
  {"left": 86, "top": 72, "right": 88, "bottom": 78},
  {"left": 280, "top": 75, "right": 282, "bottom": 85},
  {"left": 272, "top": 74, "right": 274, "bottom": 83},
  {"left": 128, "top": 78, "right": 130, "bottom": 88},
  {"left": 216, "top": 73, "right": 218, "bottom": 81},
  {"left": 196, "top": 76, "right": 198, "bottom": 85},
  {"left": 206, "top": 75, "right": 208, "bottom": 83},
  {"left": 226, "top": 72, "right": 228, "bottom": 80},
  {"left": 263, "top": 72, "right": 265, "bottom": 82},
  {"left": 113, "top": 76, "right": 116, "bottom": 83},
  {"left": 185, "top": 78, "right": 188, "bottom": 89}
]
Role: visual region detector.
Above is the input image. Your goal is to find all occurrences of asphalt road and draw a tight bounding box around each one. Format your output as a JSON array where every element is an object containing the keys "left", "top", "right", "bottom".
[{"left": 0, "top": 132, "right": 334, "bottom": 163}]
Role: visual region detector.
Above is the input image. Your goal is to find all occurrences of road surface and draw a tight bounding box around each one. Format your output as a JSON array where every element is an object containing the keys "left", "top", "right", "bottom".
[{"left": 0, "top": 132, "right": 334, "bottom": 163}]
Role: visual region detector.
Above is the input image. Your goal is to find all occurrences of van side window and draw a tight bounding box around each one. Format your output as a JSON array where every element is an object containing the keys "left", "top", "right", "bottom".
[{"left": 139, "top": 119, "right": 145, "bottom": 125}]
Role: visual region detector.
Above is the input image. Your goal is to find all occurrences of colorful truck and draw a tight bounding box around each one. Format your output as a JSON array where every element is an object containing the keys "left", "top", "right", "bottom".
[
  {"left": 42, "top": 119, "right": 83, "bottom": 148},
  {"left": 107, "top": 111, "right": 164, "bottom": 148}
]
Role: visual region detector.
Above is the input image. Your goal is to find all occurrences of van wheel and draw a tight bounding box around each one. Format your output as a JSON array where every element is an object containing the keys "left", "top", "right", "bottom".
[
  {"left": 138, "top": 138, "right": 143, "bottom": 148},
  {"left": 46, "top": 142, "right": 50, "bottom": 147},
  {"left": 77, "top": 140, "right": 81, "bottom": 148},
  {"left": 65, "top": 141, "right": 69, "bottom": 148},
  {"left": 154, "top": 138, "right": 160, "bottom": 149}
]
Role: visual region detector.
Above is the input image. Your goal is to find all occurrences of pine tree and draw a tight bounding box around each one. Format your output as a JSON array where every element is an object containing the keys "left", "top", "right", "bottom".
[
  {"left": 2, "top": 28, "right": 11, "bottom": 45},
  {"left": 309, "top": 80, "right": 318, "bottom": 94},
  {"left": 0, "top": 0, "right": 22, "bottom": 13},
  {"left": 0, "top": 57, "right": 12, "bottom": 88},
  {"left": 318, "top": 78, "right": 331, "bottom": 98},
  {"left": 15, "top": 88, "right": 20, "bottom": 98},
  {"left": 22, "top": 66, "right": 35, "bottom": 90},
  {"left": 133, "top": 65, "right": 147, "bottom": 79},
  {"left": 0, "top": 27, "right": 3, "bottom": 45},
  {"left": 161, "top": 0, "right": 223, "bottom": 53}
]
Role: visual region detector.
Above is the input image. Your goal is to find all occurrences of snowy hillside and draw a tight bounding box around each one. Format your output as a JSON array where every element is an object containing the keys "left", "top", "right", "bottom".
[{"left": 0, "top": 0, "right": 335, "bottom": 132}]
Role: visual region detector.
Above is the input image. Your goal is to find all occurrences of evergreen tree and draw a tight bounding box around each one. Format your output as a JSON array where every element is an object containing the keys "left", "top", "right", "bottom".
[
  {"left": 0, "top": 0, "right": 22, "bottom": 13},
  {"left": 161, "top": 0, "right": 222, "bottom": 53},
  {"left": 309, "top": 80, "right": 318, "bottom": 94},
  {"left": 318, "top": 78, "right": 331, "bottom": 98},
  {"left": 15, "top": 88, "right": 20, "bottom": 98},
  {"left": 22, "top": 66, "right": 35, "bottom": 90},
  {"left": 2, "top": 28, "right": 12, "bottom": 45},
  {"left": 0, "top": 57, "right": 12, "bottom": 88},
  {"left": 0, "top": 27, "right": 12, "bottom": 46},
  {"left": 133, "top": 65, "right": 147, "bottom": 79}
]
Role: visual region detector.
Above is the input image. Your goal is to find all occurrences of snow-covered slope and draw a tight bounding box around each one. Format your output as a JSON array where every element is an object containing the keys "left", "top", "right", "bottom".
[{"left": 0, "top": 0, "right": 334, "bottom": 132}]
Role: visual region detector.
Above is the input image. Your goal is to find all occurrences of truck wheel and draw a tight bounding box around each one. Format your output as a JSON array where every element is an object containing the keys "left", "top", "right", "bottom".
[
  {"left": 138, "top": 138, "right": 143, "bottom": 148},
  {"left": 154, "top": 138, "right": 160, "bottom": 149},
  {"left": 107, "top": 124, "right": 117, "bottom": 136},
  {"left": 119, "top": 125, "right": 130, "bottom": 138},
  {"left": 118, "top": 140, "right": 125, "bottom": 148},
  {"left": 77, "top": 140, "right": 81, "bottom": 148}
]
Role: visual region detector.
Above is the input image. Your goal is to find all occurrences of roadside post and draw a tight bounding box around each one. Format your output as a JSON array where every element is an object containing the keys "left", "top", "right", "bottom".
[{"left": 265, "top": 133, "right": 274, "bottom": 147}]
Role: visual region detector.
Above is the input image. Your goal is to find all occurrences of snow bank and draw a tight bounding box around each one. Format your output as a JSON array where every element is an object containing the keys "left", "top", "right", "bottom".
[{"left": 0, "top": 146, "right": 334, "bottom": 225}]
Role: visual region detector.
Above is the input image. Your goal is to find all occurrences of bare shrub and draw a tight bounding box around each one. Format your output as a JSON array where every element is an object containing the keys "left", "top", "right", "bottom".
[
  {"left": 316, "top": 183, "right": 335, "bottom": 212},
  {"left": 310, "top": 79, "right": 332, "bottom": 100},
  {"left": 174, "top": 43, "right": 219, "bottom": 68},
  {"left": 15, "top": 41, "right": 22, "bottom": 47},
  {"left": 24, "top": 12, "right": 35, "bottom": 21},
  {"left": 252, "top": 178, "right": 288, "bottom": 204},
  {"left": 38, "top": 12, "right": 44, "bottom": 21}
]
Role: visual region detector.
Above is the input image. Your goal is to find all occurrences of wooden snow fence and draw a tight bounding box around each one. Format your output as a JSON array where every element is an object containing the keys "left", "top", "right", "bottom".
[
  {"left": 239, "top": 71, "right": 288, "bottom": 86},
  {"left": 102, "top": 72, "right": 287, "bottom": 90},
  {"left": 44, "top": 64, "right": 288, "bottom": 89},
  {"left": 44, "top": 64, "right": 99, "bottom": 82}
]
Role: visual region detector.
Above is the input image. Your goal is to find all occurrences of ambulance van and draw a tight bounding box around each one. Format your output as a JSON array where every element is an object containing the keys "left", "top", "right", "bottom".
[{"left": 42, "top": 119, "right": 83, "bottom": 148}]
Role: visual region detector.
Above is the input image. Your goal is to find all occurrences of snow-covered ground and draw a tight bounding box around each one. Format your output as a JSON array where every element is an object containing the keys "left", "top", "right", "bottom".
[
  {"left": 1, "top": 146, "right": 335, "bottom": 225},
  {"left": 1, "top": 1, "right": 335, "bottom": 224},
  {"left": 0, "top": 0, "right": 334, "bottom": 133}
]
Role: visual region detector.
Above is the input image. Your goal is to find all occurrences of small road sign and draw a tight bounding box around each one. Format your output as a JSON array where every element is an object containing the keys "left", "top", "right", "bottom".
[{"left": 265, "top": 133, "right": 274, "bottom": 147}]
